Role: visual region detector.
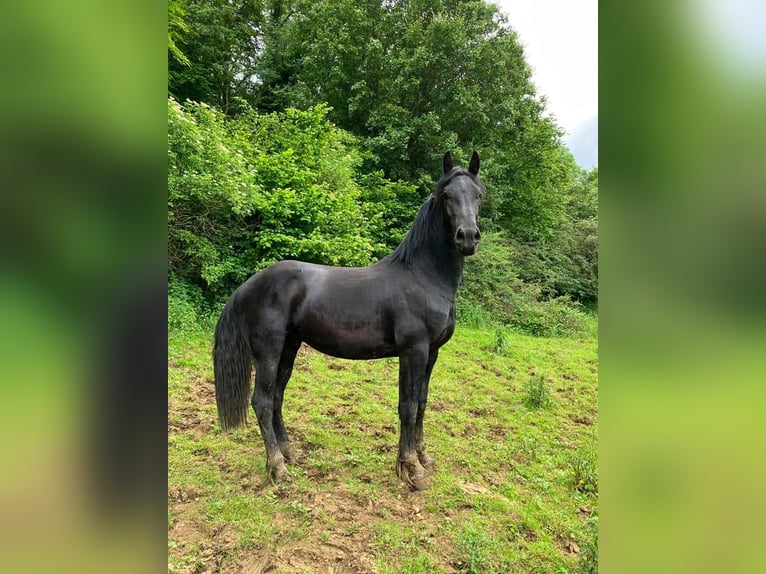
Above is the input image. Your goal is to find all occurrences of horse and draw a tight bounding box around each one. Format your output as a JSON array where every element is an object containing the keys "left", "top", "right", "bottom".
[{"left": 213, "top": 151, "right": 483, "bottom": 490}]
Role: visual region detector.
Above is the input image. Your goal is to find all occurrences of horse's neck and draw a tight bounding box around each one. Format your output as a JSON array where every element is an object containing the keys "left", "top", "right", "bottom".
[
  {"left": 383, "top": 200, "right": 465, "bottom": 297},
  {"left": 414, "top": 223, "right": 464, "bottom": 298}
]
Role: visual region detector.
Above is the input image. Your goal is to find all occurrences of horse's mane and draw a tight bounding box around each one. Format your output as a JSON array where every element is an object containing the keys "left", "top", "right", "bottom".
[{"left": 382, "top": 168, "right": 481, "bottom": 266}]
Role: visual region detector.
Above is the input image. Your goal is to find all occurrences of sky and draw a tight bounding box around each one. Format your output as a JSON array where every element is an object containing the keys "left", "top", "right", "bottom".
[{"left": 493, "top": 0, "right": 598, "bottom": 168}]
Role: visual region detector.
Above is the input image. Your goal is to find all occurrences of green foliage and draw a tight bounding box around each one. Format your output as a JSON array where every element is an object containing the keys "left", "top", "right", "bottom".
[
  {"left": 456, "top": 300, "right": 490, "bottom": 330},
  {"left": 512, "top": 168, "right": 599, "bottom": 303},
  {"left": 356, "top": 170, "right": 420, "bottom": 257},
  {"left": 454, "top": 522, "right": 502, "bottom": 574},
  {"left": 254, "top": 0, "right": 577, "bottom": 239},
  {"left": 168, "top": 280, "right": 205, "bottom": 332},
  {"left": 168, "top": 0, "right": 263, "bottom": 114},
  {"left": 460, "top": 232, "right": 591, "bottom": 337},
  {"left": 492, "top": 328, "right": 509, "bottom": 356},
  {"left": 166, "top": 1, "right": 598, "bottom": 320},
  {"left": 168, "top": 0, "right": 191, "bottom": 68},
  {"left": 168, "top": 98, "right": 378, "bottom": 300},
  {"left": 570, "top": 439, "right": 598, "bottom": 494},
  {"left": 522, "top": 374, "right": 551, "bottom": 410}
]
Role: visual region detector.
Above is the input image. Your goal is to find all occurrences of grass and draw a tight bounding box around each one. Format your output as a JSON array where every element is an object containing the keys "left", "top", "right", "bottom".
[{"left": 168, "top": 320, "right": 598, "bottom": 573}]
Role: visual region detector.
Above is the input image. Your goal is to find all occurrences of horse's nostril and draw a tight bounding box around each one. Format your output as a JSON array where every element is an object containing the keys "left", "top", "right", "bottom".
[
  {"left": 456, "top": 228, "right": 466, "bottom": 240},
  {"left": 474, "top": 229, "right": 481, "bottom": 242}
]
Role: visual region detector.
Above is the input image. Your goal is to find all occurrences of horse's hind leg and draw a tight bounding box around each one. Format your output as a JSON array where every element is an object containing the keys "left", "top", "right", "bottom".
[
  {"left": 273, "top": 337, "right": 301, "bottom": 463},
  {"left": 251, "top": 344, "right": 290, "bottom": 484}
]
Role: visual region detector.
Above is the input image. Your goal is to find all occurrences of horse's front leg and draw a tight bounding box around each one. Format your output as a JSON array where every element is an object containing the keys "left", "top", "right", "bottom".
[
  {"left": 415, "top": 348, "right": 439, "bottom": 474},
  {"left": 396, "top": 344, "right": 431, "bottom": 490}
]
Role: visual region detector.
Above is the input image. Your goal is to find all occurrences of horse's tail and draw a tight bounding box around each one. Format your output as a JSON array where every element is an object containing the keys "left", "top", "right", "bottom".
[{"left": 213, "top": 297, "right": 252, "bottom": 430}]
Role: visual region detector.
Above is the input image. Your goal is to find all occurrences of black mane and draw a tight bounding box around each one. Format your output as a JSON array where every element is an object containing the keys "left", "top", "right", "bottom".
[{"left": 383, "top": 197, "right": 445, "bottom": 266}]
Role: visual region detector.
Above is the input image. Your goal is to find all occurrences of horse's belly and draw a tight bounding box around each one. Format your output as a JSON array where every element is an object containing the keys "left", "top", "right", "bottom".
[
  {"left": 303, "top": 329, "right": 398, "bottom": 360},
  {"left": 298, "top": 310, "right": 398, "bottom": 360}
]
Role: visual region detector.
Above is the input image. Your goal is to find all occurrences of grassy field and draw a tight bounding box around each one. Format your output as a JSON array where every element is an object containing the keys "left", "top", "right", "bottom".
[{"left": 168, "top": 322, "right": 598, "bottom": 573}]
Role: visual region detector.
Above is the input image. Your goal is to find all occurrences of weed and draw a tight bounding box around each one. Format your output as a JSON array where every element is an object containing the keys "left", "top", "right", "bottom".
[
  {"left": 454, "top": 522, "right": 500, "bottom": 574},
  {"left": 570, "top": 442, "right": 598, "bottom": 494},
  {"left": 286, "top": 500, "right": 311, "bottom": 517},
  {"left": 492, "top": 328, "right": 509, "bottom": 355},
  {"left": 519, "top": 434, "right": 540, "bottom": 462},
  {"left": 523, "top": 374, "right": 551, "bottom": 409},
  {"left": 458, "top": 300, "right": 489, "bottom": 330}
]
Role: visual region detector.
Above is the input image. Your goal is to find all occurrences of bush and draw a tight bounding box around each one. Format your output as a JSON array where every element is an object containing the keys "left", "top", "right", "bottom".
[
  {"left": 512, "top": 168, "right": 598, "bottom": 304},
  {"left": 168, "top": 99, "right": 381, "bottom": 300},
  {"left": 168, "top": 280, "right": 205, "bottom": 332},
  {"left": 454, "top": 523, "right": 501, "bottom": 574},
  {"left": 456, "top": 300, "right": 490, "bottom": 330},
  {"left": 492, "top": 328, "right": 509, "bottom": 355},
  {"left": 459, "top": 232, "right": 591, "bottom": 337}
]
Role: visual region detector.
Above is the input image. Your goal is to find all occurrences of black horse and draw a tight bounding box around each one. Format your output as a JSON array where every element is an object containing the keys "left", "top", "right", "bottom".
[{"left": 213, "top": 151, "right": 483, "bottom": 490}]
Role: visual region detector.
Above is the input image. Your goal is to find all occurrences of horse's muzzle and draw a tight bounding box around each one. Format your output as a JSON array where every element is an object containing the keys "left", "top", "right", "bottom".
[{"left": 455, "top": 226, "right": 481, "bottom": 255}]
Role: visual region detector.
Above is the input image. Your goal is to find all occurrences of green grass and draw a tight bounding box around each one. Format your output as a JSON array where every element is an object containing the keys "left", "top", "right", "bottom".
[{"left": 168, "top": 321, "right": 598, "bottom": 573}]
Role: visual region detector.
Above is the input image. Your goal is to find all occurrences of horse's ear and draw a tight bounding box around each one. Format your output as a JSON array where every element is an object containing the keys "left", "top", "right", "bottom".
[
  {"left": 442, "top": 151, "right": 453, "bottom": 174},
  {"left": 468, "top": 151, "right": 480, "bottom": 175}
]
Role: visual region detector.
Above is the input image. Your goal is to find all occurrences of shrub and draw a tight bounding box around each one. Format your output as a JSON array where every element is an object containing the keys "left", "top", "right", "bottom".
[
  {"left": 492, "top": 328, "right": 509, "bottom": 355},
  {"left": 459, "top": 232, "right": 591, "bottom": 337},
  {"left": 456, "top": 300, "right": 490, "bottom": 330},
  {"left": 454, "top": 523, "right": 501, "bottom": 574},
  {"left": 168, "top": 280, "right": 205, "bottom": 332},
  {"left": 168, "top": 98, "right": 379, "bottom": 300}
]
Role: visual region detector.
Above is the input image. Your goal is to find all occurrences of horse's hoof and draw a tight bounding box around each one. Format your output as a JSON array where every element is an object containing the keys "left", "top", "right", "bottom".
[
  {"left": 268, "top": 463, "right": 291, "bottom": 485},
  {"left": 281, "top": 445, "right": 298, "bottom": 464},
  {"left": 418, "top": 452, "right": 436, "bottom": 473},
  {"left": 397, "top": 457, "right": 430, "bottom": 491}
]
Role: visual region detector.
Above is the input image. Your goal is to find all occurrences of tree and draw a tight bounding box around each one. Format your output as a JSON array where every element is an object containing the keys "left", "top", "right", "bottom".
[
  {"left": 168, "top": 0, "right": 263, "bottom": 114},
  {"left": 168, "top": 0, "right": 192, "bottom": 68},
  {"left": 254, "top": 0, "right": 576, "bottom": 240}
]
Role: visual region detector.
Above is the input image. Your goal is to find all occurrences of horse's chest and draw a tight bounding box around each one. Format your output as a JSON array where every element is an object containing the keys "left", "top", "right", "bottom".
[{"left": 429, "top": 303, "right": 456, "bottom": 346}]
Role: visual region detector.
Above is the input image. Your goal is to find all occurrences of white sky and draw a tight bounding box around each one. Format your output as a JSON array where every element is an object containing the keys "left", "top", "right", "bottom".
[{"left": 493, "top": 0, "right": 598, "bottom": 137}]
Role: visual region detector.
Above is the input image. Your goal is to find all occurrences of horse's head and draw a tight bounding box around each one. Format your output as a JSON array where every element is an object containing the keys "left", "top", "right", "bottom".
[{"left": 437, "top": 151, "right": 483, "bottom": 256}]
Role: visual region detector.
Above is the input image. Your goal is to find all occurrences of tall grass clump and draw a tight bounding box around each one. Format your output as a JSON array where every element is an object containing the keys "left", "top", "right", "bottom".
[
  {"left": 456, "top": 300, "right": 489, "bottom": 330},
  {"left": 570, "top": 439, "right": 598, "bottom": 494}
]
